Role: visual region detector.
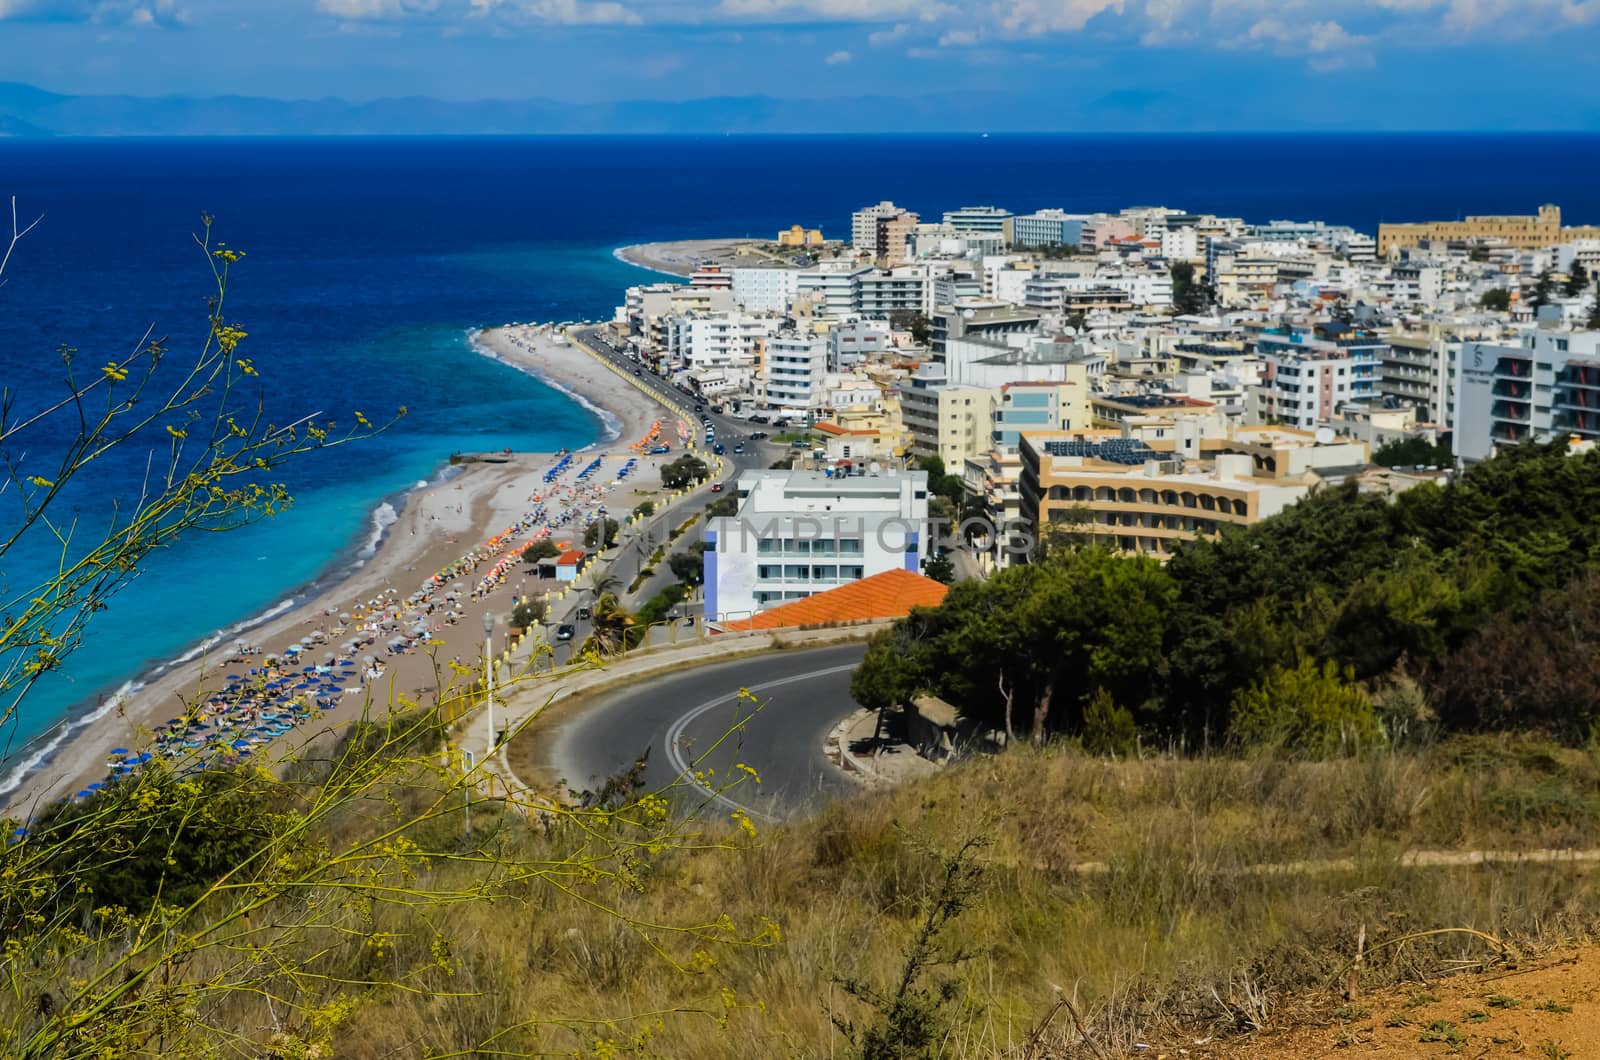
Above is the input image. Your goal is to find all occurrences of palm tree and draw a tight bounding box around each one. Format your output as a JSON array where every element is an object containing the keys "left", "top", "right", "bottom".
[
  {"left": 588, "top": 572, "right": 621, "bottom": 598},
  {"left": 588, "top": 592, "right": 635, "bottom": 655}
]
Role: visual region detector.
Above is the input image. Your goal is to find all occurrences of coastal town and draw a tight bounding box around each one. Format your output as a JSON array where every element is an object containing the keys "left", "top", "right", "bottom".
[{"left": 612, "top": 199, "right": 1599, "bottom": 613}]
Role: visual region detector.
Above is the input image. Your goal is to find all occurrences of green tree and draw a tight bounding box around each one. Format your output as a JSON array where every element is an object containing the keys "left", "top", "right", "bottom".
[
  {"left": 510, "top": 598, "right": 547, "bottom": 630},
  {"left": 1528, "top": 269, "right": 1556, "bottom": 309},
  {"left": 668, "top": 543, "right": 706, "bottom": 587},
  {"left": 632, "top": 500, "right": 656, "bottom": 519},
  {"left": 1081, "top": 687, "right": 1138, "bottom": 758},
  {"left": 1230, "top": 656, "right": 1382, "bottom": 757},
  {"left": 923, "top": 550, "right": 955, "bottom": 584},
  {"left": 1563, "top": 259, "right": 1589, "bottom": 297},
  {"left": 1171, "top": 261, "right": 1215, "bottom": 315},
  {"left": 1480, "top": 288, "right": 1511, "bottom": 312},
  {"left": 661, "top": 454, "right": 709, "bottom": 490},
  {"left": 583, "top": 516, "right": 620, "bottom": 550},
  {"left": 916, "top": 454, "right": 965, "bottom": 504},
  {"left": 889, "top": 309, "right": 933, "bottom": 345},
  {"left": 587, "top": 591, "right": 635, "bottom": 654},
  {"left": 522, "top": 537, "right": 560, "bottom": 564},
  {"left": 1374, "top": 436, "right": 1454, "bottom": 468}
]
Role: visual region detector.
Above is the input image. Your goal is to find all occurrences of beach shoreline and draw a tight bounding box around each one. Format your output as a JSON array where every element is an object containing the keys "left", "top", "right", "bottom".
[
  {"left": 614, "top": 237, "right": 788, "bottom": 277},
  {"left": 1, "top": 324, "right": 683, "bottom": 818}
]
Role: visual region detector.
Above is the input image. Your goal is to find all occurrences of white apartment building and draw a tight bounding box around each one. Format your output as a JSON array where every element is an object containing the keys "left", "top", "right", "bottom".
[
  {"left": 731, "top": 267, "right": 800, "bottom": 314},
  {"left": 1161, "top": 226, "right": 1201, "bottom": 261},
  {"left": 797, "top": 263, "right": 871, "bottom": 318},
  {"left": 1254, "top": 325, "right": 1384, "bottom": 430},
  {"left": 1011, "top": 209, "right": 1087, "bottom": 248},
  {"left": 943, "top": 205, "right": 1013, "bottom": 237},
  {"left": 1455, "top": 328, "right": 1600, "bottom": 462},
  {"left": 663, "top": 311, "right": 781, "bottom": 370},
  {"left": 763, "top": 331, "right": 829, "bottom": 409},
  {"left": 704, "top": 468, "right": 932, "bottom": 618},
  {"left": 1023, "top": 271, "right": 1174, "bottom": 310},
  {"left": 856, "top": 266, "right": 933, "bottom": 318},
  {"left": 829, "top": 318, "right": 891, "bottom": 370}
]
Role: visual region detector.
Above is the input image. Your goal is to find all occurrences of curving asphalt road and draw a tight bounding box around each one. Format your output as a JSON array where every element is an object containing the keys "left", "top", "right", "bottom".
[{"left": 546, "top": 642, "right": 868, "bottom": 821}]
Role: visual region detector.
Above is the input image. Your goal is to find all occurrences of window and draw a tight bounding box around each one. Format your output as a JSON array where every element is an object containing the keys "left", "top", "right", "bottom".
[
  {"left": 784, "top": 539, "right": 811, "bottom": 554},
  {"left": 756, "top": 539, "right": 778, "bottom": 555},
  {"left": 841, "top": 565, "right": 865, "bottom": 580},
  {"left": 839, "top": 539, "right": 863, "bottom": 555},
  {"left": 757, "top": 565, "right": 782, "bottom": 580},
  {"left": 784, "top": 565, "right": 810, "bottom": 580},
  {"left": 812, "top": 565, "right": 838, "bottom": 580}
]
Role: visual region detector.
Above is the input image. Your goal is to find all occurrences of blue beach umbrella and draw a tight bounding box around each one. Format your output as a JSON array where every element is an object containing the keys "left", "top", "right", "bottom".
[{"left": 108, "top": 748, "right": 130, "bottom": 757}]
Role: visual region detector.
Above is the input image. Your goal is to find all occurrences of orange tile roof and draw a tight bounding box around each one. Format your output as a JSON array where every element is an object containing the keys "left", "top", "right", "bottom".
[{"left": 718, "top": 568, "right": 948, "bottom": 632}]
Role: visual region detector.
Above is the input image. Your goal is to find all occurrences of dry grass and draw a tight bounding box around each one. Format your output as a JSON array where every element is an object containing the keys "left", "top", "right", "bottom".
[
  {"left": 26, "top": 733, "right": 1597, "bottom": 1057},
  {"left": 298, "top": 735, "right": 1600, "bottom": 1056}
]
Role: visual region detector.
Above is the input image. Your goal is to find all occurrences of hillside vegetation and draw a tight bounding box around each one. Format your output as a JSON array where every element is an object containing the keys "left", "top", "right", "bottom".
[{"left": 856, "top": 439, "right": 1600, "bottom": 751}]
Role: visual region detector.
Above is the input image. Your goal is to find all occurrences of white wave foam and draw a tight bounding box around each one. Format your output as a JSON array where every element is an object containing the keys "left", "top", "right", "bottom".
[
  {"left": 0, "top": 678, "right": 141, "bottom": 798},
  {"left": 467, "top": 327, "right": 623, "bottom": 447},
  {"left": 360, "top": 501, "right": 399, "bottom": 560}
]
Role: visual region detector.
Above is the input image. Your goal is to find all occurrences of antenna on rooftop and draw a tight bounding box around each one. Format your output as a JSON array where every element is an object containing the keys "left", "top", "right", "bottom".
[{"left": 1314, "top": 427, "right": 1335, "bottom": 445}]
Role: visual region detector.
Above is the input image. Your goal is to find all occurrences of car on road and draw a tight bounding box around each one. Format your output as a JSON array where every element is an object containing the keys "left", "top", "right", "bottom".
[
  {"left": 712, "top": 442, "right": 725, "bottom": 455},
  {"left": 649, "top": 444, "right": 671, "bottom": 454},
  {"left": 710, "top": 482, "right": 724, "bottom": 492},
  {"left": 749, "top": 415, "right": 770, "bottom": 424},
  {"left": 555, "top": 624, "right": 575, "bottom": 641},
  {"left": 733, "top": 444, "right": 745, "bottom": 454},
  {"left": 634, "top": 369, "right": 642, "bottom": 376},
  {"left": 749, "top": 431, "right": 769, "bottom": 440},
  {"left": 576, "top": 607, "right": 592, "bottom": 621},
  {"left": 711, "top": 404, "right": 724, "bottom": 413}
]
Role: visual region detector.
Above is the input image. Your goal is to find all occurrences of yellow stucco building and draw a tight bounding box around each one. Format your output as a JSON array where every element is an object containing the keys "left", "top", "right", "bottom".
[{"left": 1378, "top": 204, "right": 1600, "bottom": 254}]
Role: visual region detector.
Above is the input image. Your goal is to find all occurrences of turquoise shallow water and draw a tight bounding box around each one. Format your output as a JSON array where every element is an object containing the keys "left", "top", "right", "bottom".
[{"left": 3, "top": 132, "right": 1600, "bottom": 788}]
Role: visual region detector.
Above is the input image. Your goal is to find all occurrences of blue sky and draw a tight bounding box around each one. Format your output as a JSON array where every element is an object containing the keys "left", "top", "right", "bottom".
[{"left": 2, "top": 0, "right": 1599, "bottom": 128}]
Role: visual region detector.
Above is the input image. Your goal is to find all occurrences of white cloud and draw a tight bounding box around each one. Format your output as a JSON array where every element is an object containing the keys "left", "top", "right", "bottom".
[
  {"left": 719, "top": 0, "right": 951, "bottom": 21},
  {"left": 868, "top": 20, "right": 910, "bottom": 43},
  {"left": 824, "top": 47, "right": 852, "bottom": 60},
  {"left": 938, "top": 26, "right": 977, "bottom": 43},
  {"left": 318, "top": 0, "right": 438, "bottom": 16},
  {"left": 0, "top": 0, "right": 182, "bottom": 22},
  {"left": 1001, "top": 0, "right": 1124, "bottom": 35}
]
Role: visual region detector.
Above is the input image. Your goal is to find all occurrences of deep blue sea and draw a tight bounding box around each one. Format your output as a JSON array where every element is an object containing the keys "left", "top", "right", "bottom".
[{"left": 2, "top": 133, "right": 1599, "bottom": 784}]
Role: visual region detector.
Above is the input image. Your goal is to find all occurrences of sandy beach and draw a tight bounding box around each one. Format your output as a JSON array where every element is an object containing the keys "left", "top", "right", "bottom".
[
  {"left": 615, "top": 238, "right": 798, "bottom": 277},
  {"left": 2, "top": 324, "right": 685, "bottom": 818}
]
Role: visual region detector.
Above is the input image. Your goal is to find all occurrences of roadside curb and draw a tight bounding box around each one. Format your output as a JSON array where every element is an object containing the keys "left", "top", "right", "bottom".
[{"left": 824, "top": 708, "right": 886, "bottom": 787}]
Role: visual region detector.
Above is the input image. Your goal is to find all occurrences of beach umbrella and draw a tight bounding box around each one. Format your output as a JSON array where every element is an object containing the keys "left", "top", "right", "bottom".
[
  {"left": 76, "top": 791, "right": 92, "bottom": 799},
  {"left": 232, "top": 740, "right": 251, "bottom": 751},
  {"left": 108, "top": 748, "right": 129, "bottom": 757},
  {"left": 339, "top": 612, "right": 352, "bottom": 624},
  {"left": 88, "top": 783, "right": 103, "bottom": 790}
]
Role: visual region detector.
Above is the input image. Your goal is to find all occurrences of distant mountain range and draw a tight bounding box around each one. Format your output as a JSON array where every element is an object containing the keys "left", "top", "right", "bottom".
[{"left": 0, "top": 82, "right": 1071, "bottom": 136}]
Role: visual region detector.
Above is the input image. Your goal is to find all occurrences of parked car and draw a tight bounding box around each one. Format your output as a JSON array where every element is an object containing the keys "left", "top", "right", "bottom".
[
  {"left": 555, "top": 624, "right": 575, "bottom": 641},
  {"left": 649, "top": 444, "right": 671, "bottom": 454},
  {"left": 750, "top": 431, "right": 769, "bottom": 440},
  {"left": 750, "top": 415, "right": 770, "bottom": 424},
  {"left": 711, "top": 404, "right": 724, "bottom": 413}
]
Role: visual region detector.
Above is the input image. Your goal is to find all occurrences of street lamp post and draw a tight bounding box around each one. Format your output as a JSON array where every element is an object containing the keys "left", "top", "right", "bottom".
[{"left": 482, "top": 611, "right": 496, "bottom": 751}]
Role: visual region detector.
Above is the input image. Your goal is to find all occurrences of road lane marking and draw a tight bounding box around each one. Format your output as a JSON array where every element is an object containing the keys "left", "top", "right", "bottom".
[{"left": 663, "top": 662, "right": 859, "bottom": 823}]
